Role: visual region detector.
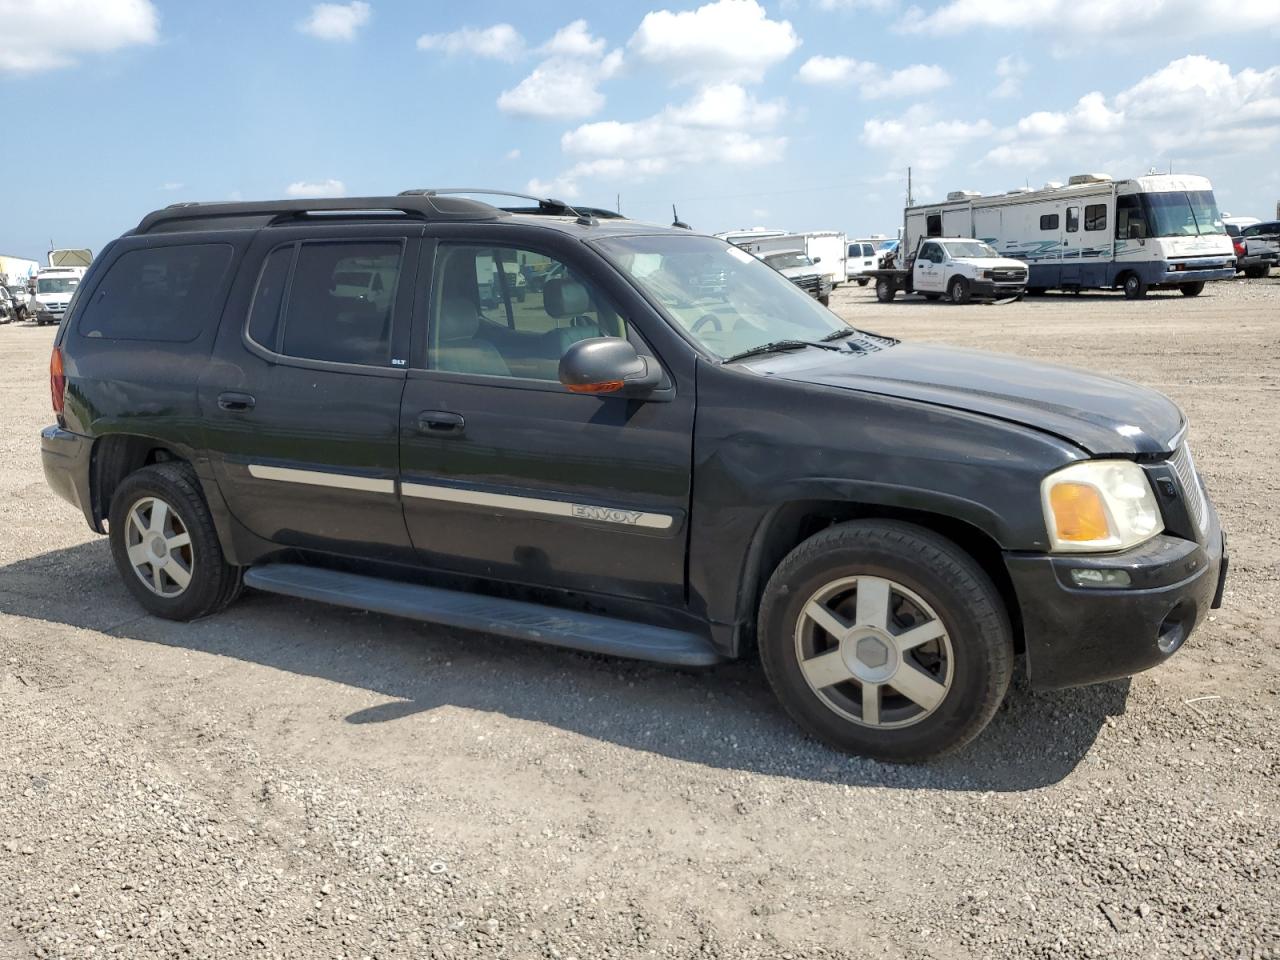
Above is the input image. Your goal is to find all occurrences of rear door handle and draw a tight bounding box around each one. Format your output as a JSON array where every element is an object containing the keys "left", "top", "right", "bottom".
[
  {"left": 417, "top": 410, "right": 465, "bottom": 435},
  {"left": 217, "top": 392, "right": 255, "bottom": 412}
]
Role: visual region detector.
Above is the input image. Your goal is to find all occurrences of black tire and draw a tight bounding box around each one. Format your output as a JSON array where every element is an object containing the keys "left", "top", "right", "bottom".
[
  {"left": 1180, "top": 282, "right": 1205, "bottom": 297},
  {"left": 875, "top": 277, "right": 896, "bottom": 303},
  {"left": 818, "top": 294, "right": 830, "bottom": 307},
  {"left": 857, "top": 278, "right": 869, "bottom": 287},
  {"left": 948, "top": 276, "right": 971, "bottom": 305},
  {"left": 923, "top": 293, "right": 941, "bottom": 302},
  {"left": 758, "top": 520, "right": 1013, "bottom": 761},
  {"left": 108, "top": 462, "right": 243, "bottom": 621},
  {"left": 1026, "top": 287, "right": 1047, "bottom": 297},
  {"left": 1122, "top": 273, "right": 1147, "bottom": 299},
  {"left": 1244, "top": 264, "right": 1269, "bottom": 279}
]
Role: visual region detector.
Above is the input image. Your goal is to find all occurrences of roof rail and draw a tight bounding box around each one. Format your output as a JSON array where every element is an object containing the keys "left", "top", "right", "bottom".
[
  {"left": 399, "top": 188, "right": 607, "bottom": 226},
  {"left": 133, "top": 194, "right": 506, "bottom": 235}
]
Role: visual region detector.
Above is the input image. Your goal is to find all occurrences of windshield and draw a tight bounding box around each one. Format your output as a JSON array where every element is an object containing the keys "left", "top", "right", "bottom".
[
  {"left": 595, "top": 234, "right": 847, "bottom": 360},
  {"left": 1144, "top": 190, "right": 1224, "bottom": 237},
  {"left": 37, "top": 277, "right": 79, "bottom": 294},
  {"left": 942, "top": 240, "right": 1000, "bottom": 259},
  {"left": 762, "top": 251, "right": 813, "bottom": 270}
]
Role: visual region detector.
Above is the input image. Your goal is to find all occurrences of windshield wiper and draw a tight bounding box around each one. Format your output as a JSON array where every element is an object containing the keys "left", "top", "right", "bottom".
[
  {"left": 821, "top": 328, "right": 856, "bottom": 342},
  {"left": 723, "top": 339, "right": 842, "bottom": 363}
]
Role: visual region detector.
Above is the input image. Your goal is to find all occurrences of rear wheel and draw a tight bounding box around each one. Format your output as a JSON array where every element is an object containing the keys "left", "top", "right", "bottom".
[
  {"left": 759, "top": 521, "right": 1013, "bottom": 761},
  {"left": 1122, "top": 273, "right": 1148, "bottom": 299},
  {"left": 1180, "top": 281, "right": 1205, "bottom": 297},
  {"left": 948, "top": 276, "right": 971, "bottom": 305},
  {"left": 108, "top": 462, "right": 242, "bottom": 621},
  {"left": 857, "top": 278, "right": 869, "bottom": 287},
  {"left": 1244, "top": 264, "right": 1270, "bottom": 279},
  {"left": 875, "top": 277, "right": 896, "bottom": 303}
]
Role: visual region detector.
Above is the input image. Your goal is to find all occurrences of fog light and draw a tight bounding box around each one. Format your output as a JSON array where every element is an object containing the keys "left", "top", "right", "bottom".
[{"left": 1070, "top": 568, "right": 1132, "bottom": 588}]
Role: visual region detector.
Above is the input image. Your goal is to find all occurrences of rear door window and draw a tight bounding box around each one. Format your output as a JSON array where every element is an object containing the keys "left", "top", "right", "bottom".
[
  {"left": 278, "top": 241, "right": 402, "bottom": 366},
  {"left": 76, "top": 243, "right": 233, "bottom": 341}
]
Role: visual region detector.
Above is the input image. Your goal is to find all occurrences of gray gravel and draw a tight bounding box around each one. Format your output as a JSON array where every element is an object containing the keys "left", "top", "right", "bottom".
[{"left": 1, "top": 276, "right": 1278, "bottom": 959}]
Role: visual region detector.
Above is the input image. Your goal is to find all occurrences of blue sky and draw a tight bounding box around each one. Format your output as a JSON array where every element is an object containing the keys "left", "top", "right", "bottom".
[{"left": 3, "top": 0, "right": 1279, "bottom": 260}]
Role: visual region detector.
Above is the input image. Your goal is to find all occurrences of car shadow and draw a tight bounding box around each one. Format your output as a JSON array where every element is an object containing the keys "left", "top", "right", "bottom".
[{"left": 0, "top": 541, "right": 1127, "bottom": 793}]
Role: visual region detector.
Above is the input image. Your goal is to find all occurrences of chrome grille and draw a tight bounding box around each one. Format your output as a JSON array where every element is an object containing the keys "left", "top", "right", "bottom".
[
  {"left": 992, "top": 268, "right": 1027, "bottom": 283},
  {"left": 1169, "top": 443, "right": 1208, "bottom": 534}
]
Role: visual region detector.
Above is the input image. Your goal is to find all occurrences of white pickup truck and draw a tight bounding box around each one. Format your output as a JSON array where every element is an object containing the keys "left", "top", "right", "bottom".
[{"left": 868, "top": 237, "right": 1029, "bottom": 304}]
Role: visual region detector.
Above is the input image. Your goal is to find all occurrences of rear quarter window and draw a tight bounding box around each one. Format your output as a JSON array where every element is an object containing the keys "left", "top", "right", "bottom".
[{"left": 76, "top": 243, "right": 233, "bottom": 342}]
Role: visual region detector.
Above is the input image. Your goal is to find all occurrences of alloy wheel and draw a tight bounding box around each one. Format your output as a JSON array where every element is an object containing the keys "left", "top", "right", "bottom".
[
  {"left": 794, "top": 575, "right": 954, "bottom": 728},
  {"left": 123, "top": 496, "right": 194, "bottom": 598}
]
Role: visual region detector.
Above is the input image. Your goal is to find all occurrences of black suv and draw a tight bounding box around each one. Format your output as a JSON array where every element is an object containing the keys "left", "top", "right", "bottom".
[{"left": 41, "top": 190, "right": 1227, "bottom": 761}]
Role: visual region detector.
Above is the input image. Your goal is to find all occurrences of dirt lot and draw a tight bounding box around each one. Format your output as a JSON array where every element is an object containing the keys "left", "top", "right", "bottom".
[{"left": 1, "top": 277, "right": 1277, "bottom": 960}]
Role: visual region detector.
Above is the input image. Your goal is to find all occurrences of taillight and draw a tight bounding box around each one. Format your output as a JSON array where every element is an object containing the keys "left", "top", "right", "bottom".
[
  {"left": 1233, "top": 239, "right": 1246, "bottom": 258},
  {"left": 50, "top": 345, "right": 66, "bottom": 418}
]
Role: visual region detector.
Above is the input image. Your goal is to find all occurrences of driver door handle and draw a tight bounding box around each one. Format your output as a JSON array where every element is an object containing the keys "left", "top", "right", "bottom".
[
  {"left": 217, "top": 392, "right": 256, "bottom": 412},
  {"left": 417, "top": 410, "right": 465, "bottom": 435}
]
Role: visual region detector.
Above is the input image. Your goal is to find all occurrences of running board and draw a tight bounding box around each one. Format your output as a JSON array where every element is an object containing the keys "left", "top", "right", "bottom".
[{"left": 243, "top": 563, "right": 723, "bottom": 667}]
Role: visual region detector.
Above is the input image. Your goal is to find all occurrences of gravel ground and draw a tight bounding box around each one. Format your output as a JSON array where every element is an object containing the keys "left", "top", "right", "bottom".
[{"left": 1, "top": 276, "right": 1277, "bottom": 960}]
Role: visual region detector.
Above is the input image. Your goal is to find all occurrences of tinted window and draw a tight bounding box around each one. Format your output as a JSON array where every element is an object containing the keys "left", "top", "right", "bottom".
[
  {"left": 1116, "top": 194, "right": 1147, "bottom": 239},
  {"left": 918, "top": 243, "right": 941, "bottom": 263},
  {"left": 926, "top": 214, "right": 942, "bottom": 237},
  {"left": 1065, "top": 207, "right": 1080, "bottom": 233},
  {"left": 1244, "top": 221, "right": 1280, "bottom": 237},
  {"left": 1085, "top": 204, "right": 1107, "bottom": 231},
  {"left": 862, "top": 243, "right": 876, "bottom": 257},
  {"left": 247, "top": 246, "right": 294, "bottom": 351},
  {"left": 430, "top": 244, "right": 626, "bottom": 381},
  {"left": 280, "top": 242, "right": 401, "bottom": 366},
  {"left": 77, "top": 244, "right": 232, "bottom": 341},
  {"left": 1039, "top": 214, "right": 1059, "bottom": 231}
]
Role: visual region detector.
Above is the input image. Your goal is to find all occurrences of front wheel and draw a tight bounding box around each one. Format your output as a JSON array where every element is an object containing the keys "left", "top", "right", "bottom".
[
  {"left": 1180, "top": 281, "right": 1205, "bottom": 297},
  {"left": 108, "top": 462, "right": 243, "bottom": 621},
  {"left": 758, "top": 521, "right": 1013, "bottom": 761},
  {"left": 948, "top": 276, "right": 971, "bottom": 305},
  {"left": 818, "top": 293, "right": 830, "bottom": 307},
  {"left": 1122, "top": 273, "right": 1148, "bottom": 299},
  {"left": 874, "top": 277, "right": 896, "bottom": 303},
  {"left": 857, "top": 278, "right": 869, "bottom": 287}
]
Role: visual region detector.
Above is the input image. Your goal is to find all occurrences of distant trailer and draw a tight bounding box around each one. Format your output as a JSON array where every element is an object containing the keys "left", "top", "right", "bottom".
[{"left": 902, "top": 174, "right": 1234, "bottom": 299}]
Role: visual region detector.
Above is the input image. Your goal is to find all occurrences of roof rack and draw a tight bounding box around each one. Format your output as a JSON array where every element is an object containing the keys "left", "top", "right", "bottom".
[
  {"left": 133, "top": 194, "right": 506, "bottom": 235},
  {"left": 399, "top": 188, "right": 610, "bottom": 226}
]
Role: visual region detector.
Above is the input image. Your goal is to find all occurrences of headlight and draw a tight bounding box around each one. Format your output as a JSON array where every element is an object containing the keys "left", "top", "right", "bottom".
[
  {"left": 982, "top": 270, "right": 993, "bottom": 279},
  {"left": 1041, "top": 460, "right": 1163, "bottom": 553}
]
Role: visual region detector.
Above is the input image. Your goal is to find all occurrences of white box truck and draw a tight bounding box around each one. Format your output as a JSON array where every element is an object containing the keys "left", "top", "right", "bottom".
[{"left": 900, "top": 173, "right": 1234, "bottom": 299}]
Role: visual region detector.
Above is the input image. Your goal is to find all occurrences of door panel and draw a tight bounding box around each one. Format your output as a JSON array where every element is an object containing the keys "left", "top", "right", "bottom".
[
  {"left": 199, "top": 227, "right": 419, "bottom": 560},
  {"left": 398, "top": 237, "right": 694, "bottom": 604},
  {"left": 1060, "top": 205, "right": 1082, "bottom": 285}
]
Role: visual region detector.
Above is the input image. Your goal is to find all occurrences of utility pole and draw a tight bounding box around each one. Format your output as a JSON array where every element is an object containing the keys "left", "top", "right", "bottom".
[{"left": 906, "top": 166, "right": 913, "bottom": 208}]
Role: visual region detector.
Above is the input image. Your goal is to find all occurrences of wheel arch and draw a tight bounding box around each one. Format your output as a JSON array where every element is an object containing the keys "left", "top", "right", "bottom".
[
  {"left": 89, "top": 433, "right": 192, "bottom": 533},
  {"left": 732, "top": 498, "right": 1023, "bottom": 659}
]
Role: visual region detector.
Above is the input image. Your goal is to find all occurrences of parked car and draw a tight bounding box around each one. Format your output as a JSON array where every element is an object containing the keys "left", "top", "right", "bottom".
[
  {"left": 5, "top": 283, "right": 30, "bottom": 321},
  {"left": 760, "top": 249, "right": 832, "bottom": 306},
  {"left": 845, "top": 240, "right": 878, "bottom": 286},
  {"left": 1238, "top": 221, "right": 1279, "bottom": 277},
  {"left": 1224, "top": 222, "right": 1276, "bottom": 278},
  {"left": 0, "top": 285, "right": 13, "bottom": 324},
  {"left": 870, "top": 237, "right": 1029, "bottom": 303},
  {"left": 41, "top": 190, "right": 1227, "bottom": 761}
]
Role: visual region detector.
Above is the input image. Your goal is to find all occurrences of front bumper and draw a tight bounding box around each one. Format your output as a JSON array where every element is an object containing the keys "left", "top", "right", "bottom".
[
  {"left": 970, "top": 280, "right": 1026, "bottom": 299},
  {"left": 41, "top": 425, "right": 96, "bottom": 529},
  {"left": 1006, "top": 515, "right": 1226, "bottom": 691},
  {"left": 1157, "top": 260, "right": 1234, "bottom": 284}
]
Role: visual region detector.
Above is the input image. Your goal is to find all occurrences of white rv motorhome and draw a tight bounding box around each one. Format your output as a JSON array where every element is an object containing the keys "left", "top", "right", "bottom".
[{"left": 903, "top": 174, "right": 1234, "bottom": 298}]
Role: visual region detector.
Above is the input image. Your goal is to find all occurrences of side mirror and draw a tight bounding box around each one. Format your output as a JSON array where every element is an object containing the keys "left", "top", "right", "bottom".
[
  {"left": 559, "top": 337, "right": 661, "bottom": 398},
  {"left": 812, "top": 256, "right": 822, "bottom": 264}
]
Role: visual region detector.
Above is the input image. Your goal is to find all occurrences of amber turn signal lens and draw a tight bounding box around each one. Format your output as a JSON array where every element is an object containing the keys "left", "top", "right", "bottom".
[
  {"left": 1048, "top": 482, "right": 1111, "bottom": 542},
  {"left": 565, "top": 380, "right": 624, "bottom": 394}
]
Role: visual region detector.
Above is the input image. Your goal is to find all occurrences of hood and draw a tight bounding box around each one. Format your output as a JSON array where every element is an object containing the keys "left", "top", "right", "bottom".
[
  {"left": 955, "top": 256, "right": 1027, "bottom": 271},
  {"left": 777, "top": 265, "right": 821, "bottom": 280},
  {"left": 755, "top": 340, "right": 1184, "bottom": 456}
]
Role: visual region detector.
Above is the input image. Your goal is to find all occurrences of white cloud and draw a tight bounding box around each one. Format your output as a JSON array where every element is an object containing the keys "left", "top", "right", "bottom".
[
  {"left": 984, "top": 57, "right": 1280, "bottom": 171},
  {"left": 900, "top": 0, "right": 1280, "bottom": 37},
  {"left": 797, "top": 56, "right": 949, "bottom": 99},
  {"left": 160, "top": 181, "right": 183, "bottom": 191},
  {"left": 862, "top": 104, "right": 994, "bottom": 173},
  {"left": 498, "top": 21, "right": 622, "bottom": 121},
  {"left": 416, "top": 23, "right": 524, "bottom": 61},
  {"left": 629, "top": 0, "right": 800, "bottom": 84},
  {"left": 0, "top": 0, "right": 159, "bottom": 73},
  {"left": 505, "top": 148, "right": 521, "bottom": 161},
  {"left": 533, "top": 82, "right": 788, "bottom": 197},
  {"left": 816, "top": 0, "right": 894, "bottom": 8},
  {"left": 796, "top": 55, "right": 877, "bottom": 85},
  {"left": 286, "top": 179, "right": 346, "bottom": 198},
  {"left": 297, "top": 2, "right": 370, "bottom": 42},
  {"left": 992, "top": 55, "right": 1028, "bottom": 99},
  {"left": 541, "top": 19, "right": 606, "bottom": 58}
]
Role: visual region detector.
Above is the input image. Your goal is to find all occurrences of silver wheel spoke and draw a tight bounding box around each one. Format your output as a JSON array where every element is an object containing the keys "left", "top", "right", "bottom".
[
  {"left": 163, "top": 558, "right": 191, "bottom": 589},
  {"left": 166, "top": 531, "right": 191, "bottom": 550},
  {"left": 803, "top": 601, "right": 853, "bottom": 641},
  {"left": 148, "top": 500, "right": 169, "bottom": 535},
  {"left": 855, "top": 577, "right": 891, "bottom": 630},
  {"left": 890, "top": 663, "right": 947, "bottom": 712},
  {"left": 151, "top": 564, "right": 164, "bottom": 593},
  {"left": 894, "top": 619, "right": 945, "bottom": 652},
  {"left": 861, "top": 682, "right": 881, "bottom": 725},
  {"left": 800, "top": 649, "right": 856, "bottom": 690},
  {"left": 130, "top": 507, "right": 147, "bottom": 537},
  {"left": 127, "top": 543, "right": 151, "bottom": 568}
]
